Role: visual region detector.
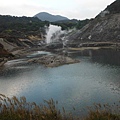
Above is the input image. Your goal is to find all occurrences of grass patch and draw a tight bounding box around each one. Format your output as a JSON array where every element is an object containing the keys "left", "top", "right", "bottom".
[
  {"left": 85, "top": 103, "right": 120, "bottom": 120},
  {"left": 0, "top": 94, "right": 119, "bottom": 120}
]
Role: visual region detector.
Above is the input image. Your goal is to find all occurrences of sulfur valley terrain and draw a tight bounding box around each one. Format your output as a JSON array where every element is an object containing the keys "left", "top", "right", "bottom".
[{"left": 0, "top": 0, "right": 120, "bottom": 65}]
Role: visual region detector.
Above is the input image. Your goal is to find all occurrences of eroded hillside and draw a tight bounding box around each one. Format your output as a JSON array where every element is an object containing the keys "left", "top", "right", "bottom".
[{"left": 66, "top": 0, "right": 120, "bottom": 44}]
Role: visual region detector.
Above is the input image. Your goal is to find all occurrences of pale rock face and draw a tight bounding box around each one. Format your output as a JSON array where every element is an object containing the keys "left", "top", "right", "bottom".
[
  {"left": 99, "top": 10, "right": 110, "bottom": 17},
  {"left": 66, "top": 14, "right": 120, "bottom": 43},
  {"left": 65, "top": 0, "right": 120, "bottom": 44}
]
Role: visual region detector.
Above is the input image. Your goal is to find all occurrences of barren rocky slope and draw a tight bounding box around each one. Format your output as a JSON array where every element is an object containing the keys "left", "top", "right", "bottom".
[{"left": 66, "top": 0, "right": 120, "bottom": 44}]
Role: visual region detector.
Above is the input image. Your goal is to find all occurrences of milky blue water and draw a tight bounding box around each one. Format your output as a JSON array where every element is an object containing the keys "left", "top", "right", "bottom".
[{"left": 0, "top": 49, "right": 120, "bottom": 116}]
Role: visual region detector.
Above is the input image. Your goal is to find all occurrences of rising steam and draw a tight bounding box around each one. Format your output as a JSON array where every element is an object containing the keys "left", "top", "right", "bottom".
[{"left": 46, "top": 24, "right": 65, "bottom": 44}]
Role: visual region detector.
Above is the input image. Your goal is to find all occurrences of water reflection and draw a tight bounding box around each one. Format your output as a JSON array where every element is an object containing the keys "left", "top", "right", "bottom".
[
  {"left": 0, "top": 49, "right": 120, "bottom": 116},
  {"left": 69, "top": 48, "right": 120, "bottom": 66}
]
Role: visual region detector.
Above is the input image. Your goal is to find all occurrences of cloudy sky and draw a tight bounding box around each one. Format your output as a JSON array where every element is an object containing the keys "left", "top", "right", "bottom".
[{"left": 0, "top": 0, "right": 115, "bottom": 20}]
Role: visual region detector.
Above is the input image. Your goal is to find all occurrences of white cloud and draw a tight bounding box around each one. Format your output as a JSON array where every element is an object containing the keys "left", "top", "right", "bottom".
[{"left": 0, "top": 0, "right": 116, "bottom": 19}]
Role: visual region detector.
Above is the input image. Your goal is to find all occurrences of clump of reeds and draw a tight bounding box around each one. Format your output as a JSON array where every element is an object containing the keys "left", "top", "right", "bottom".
[
  {"left": 0, "top": 94, "right": 76, "bottom": 120},
  {"left": 0, "top": 94, "right": 119, "bottom": 120},
  {"left": 84, "top": 102, "right": 120, "bottom": 120}
]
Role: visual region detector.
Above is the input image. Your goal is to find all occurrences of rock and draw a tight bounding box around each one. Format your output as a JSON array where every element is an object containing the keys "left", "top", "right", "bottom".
[
  {"left": 66, "top": 1, "right": 120, "bottom": 44},
  {"left": 0, "top": 58, "right": 7, "bottom": 67},
  {"left": 0, "top": 43, "right": 4, "bottom": 48},
  {"left": 46, "top": 42, "right": 63, "bottom": 49},
  {"left": 0, "top": 43, "right": 14, "bottom": 58},
  {"left": 28, "top": 54, "right": 80, "bottom": 67},
  {"left": 20, "top": 39, "right": 36, "bottom": 47}
]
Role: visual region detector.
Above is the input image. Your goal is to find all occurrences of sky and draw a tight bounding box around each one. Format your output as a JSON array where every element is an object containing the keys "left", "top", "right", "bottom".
[{"left": 0, "top": 0, "right": 115, "bottom": 20}]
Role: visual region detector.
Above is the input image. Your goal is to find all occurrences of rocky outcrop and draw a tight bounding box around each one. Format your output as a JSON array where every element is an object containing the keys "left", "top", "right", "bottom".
[
  {"left": 0, "top": 43, "right": 13, "bottom": 57},
  {"left": 0, "top": 43, "right": 14, "bottom": 66},
  {"left": 28, "top": 54, "right": 80, "bottom": 67},
  {"left": 0, "top": 58, "right": 7, "bottom": 67},
  {"left": 19, "top": 39, "right": 36, "bottom": 47},
  {"left": 46, "top": 42, "right": 63, "bottom": 49},
  {"left": 66, "top": 0, "right": 120, "bottom": 44},
  {"left": 66, "top": 14, "right": 120, "bottom": 44},
  {"left": 0, "top": 28, "right": 45, "bottom": 49},
  {"left": 0, "top": 37, "right": 41, "bottom": 55},
  {"left": 104, "top": 0, "right": 120, "bottom": 14}
]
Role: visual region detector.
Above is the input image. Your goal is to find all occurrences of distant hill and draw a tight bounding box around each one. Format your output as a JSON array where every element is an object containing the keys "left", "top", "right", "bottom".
[{"left": 34, "top": 12, "right": 69, "bottom": 22}]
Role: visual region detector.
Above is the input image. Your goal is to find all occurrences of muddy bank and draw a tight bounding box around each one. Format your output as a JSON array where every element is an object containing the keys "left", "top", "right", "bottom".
[
  {"left": 1, "top": 41, "right": 120, "bottom": 67},
  {"left": 65, "top": 42, "right": 120, "bottom": 51},
  {"left": 66, "top": 42, "right": 120, "bottom": 48}
]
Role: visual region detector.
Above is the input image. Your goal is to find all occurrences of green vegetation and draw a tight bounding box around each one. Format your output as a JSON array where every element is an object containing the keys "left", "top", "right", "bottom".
[
  {"left": 52, "top": 19, "right": 90, "bottom": 30},
  {"left": 0, "top": 15, "right": 90, "bottom": 35},
  {"left": 76, "top": 19, "right": 89, "bottom": 29},
  {"left": 0, "top": 94, "right": 119, "bottom": 120},
  {"left": 0, "top": 15, "right": 50, "bottom": 40},
  {"left": 53, "top": 20, "right": 78, "bottom": 30},
  {"left": 0, "top": 15, "right": 49, "bottom": 33}
]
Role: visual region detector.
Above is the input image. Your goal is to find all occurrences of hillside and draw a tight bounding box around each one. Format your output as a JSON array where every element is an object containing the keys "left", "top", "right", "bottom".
[
  {"left": 0, "top": 15, "right": 50, "bottom": 66},
  {"left": 34, "top": 12, "right": 69, "bottom": 22},
  {"left": 66, "top": 0, "right": 120, "bottom": 44},
  {"left": 0, "top": 15, "right": 49, "bottom": 37},
  {"left": 105, "top": 0, "right": 120, "bottom": 14}
]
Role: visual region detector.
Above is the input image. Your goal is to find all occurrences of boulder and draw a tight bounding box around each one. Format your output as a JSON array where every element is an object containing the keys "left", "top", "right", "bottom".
[
  {"left": 28, "top": 54, "right": 80, "bottom": 67},
  {"left": 46, "top": 42, "right": 63, "bottom": 49},
  {"left": 0, "top": 58, "right": 7, "bottom": 67}
]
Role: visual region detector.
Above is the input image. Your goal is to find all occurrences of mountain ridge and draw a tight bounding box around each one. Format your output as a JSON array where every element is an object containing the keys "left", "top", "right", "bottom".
[
  {"left": 66, "top": 0, "right": 120, "bottom": 44},
  {"left": 34, "top": 12, "right": 69, "bottom": 22}
]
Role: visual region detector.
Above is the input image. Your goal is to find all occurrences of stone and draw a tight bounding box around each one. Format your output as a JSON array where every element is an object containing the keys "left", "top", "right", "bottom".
[
  {"left": 46, "top": 42, "right": 63, "bottom": 49},
  {"left": 28, "top": 54, "right": 80, "bottom": 67},
  {"left": 0, "top": 58, "right": 7, "bottom": 67}
]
